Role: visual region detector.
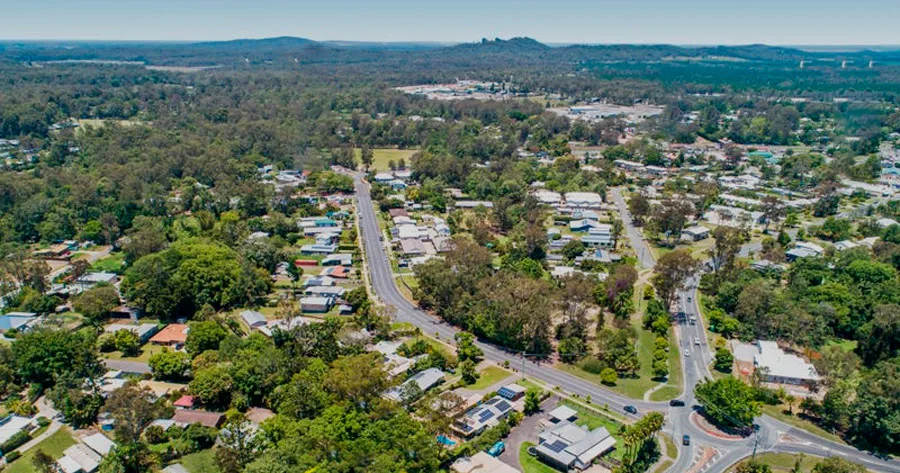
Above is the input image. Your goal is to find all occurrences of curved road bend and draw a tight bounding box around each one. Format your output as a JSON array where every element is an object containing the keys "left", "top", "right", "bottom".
[
  {"left": 610, "top": 186, "right": 899, "bottom": 473},
  {"left": 348, "top": 172, "right": 899, "bottom": 473}
]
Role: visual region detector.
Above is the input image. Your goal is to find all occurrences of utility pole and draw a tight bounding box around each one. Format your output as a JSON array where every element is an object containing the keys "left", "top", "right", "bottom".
[{"left": 522, "top": 351, "right": 527, "bottom": 379}]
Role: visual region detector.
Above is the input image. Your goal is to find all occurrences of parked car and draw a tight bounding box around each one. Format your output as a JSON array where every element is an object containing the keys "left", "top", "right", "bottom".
[
  {"left": 683, "top": 435, "right": 691, "bottom": 445},
  {"left": 487, "top": 441, "right": 505, "bottom": 457},
  {"left": 669, "top": 399, "right": 685, "bottom": 407},
  {"left": 624, "top": 405, "right": 638, "bottom": 415}
]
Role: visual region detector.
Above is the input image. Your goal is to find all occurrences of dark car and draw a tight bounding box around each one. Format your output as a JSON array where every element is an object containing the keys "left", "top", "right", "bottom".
[
  {"left": 624, "top": 405, "right": 638, "bottom": 415},
  {"left": 683, "top": 435, "right": 691, "bottom": 445},
  {"left": 669, "top": 399, "right": 685, "bottom": 407}
]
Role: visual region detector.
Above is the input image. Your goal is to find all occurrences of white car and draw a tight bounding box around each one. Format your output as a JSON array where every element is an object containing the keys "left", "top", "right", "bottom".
[{"left": 694, "top": 337, "right": 701, "bottom": 346}]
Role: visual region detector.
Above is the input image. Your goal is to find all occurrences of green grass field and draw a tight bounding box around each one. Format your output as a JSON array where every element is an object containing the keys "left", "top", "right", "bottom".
[
  {"left": 180, "top": 449, "right": 218, "bottom": 473},
  {"left": 90, "top": 252, "right": 126, "bottom": 273},
  {"left": 6, "top": 429, "right": 77, "bottom": 473},
  {"left": 559, "top": 316, "right": 683, "bottom": 401},
  {"left": 356, "top": 148, "right": 418, "bottom": 172},
  {"left": 761, "top": 405, "right": 847, "bottom": 446},
  {"left": 727, "top": 453, "right": 827, "bottom": 473},
  {"left": 467, "top": 365, "right": 513, "bottom": 390},
  {"left": 520, "top": 442, "right": 561, "bottom": 473},
  {"left": 105, "top": 342, "right": 167, "bottom": 363}
]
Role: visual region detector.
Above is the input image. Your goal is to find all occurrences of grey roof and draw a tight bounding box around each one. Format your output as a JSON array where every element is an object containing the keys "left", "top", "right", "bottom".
[
  {"left": 385, "top": 368, "right": 445, "bottom": 401},
  {"left": 240, "top": 310, "right": 267, "bottom": 328},
  {"left": 536, "top": 421, "right": 614, "bottom": 468}
]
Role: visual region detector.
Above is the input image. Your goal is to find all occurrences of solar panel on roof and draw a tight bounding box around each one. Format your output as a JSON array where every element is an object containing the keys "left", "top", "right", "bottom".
[
  {"left": 497, "top": 387, "right": 515, "bottom": 399},
  {"left": 495, "top": 400, "right": 511, "bottom": 412},
  {"left": 546, "top": 440, "right": 569, "bottom": 453},
  {"left": 478, "top": 410, "right": 496, "bottom": 423}
]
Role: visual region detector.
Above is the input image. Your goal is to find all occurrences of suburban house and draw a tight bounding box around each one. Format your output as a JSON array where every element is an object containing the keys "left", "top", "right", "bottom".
[
  {"left": 581, "top": 224, "right": 614, "bottom": 248},
  {"left": 0, "top": 312, "right": 39, "bottom": 333},
  {"left": 304, "top": 285, "right": 345, "bottom": 298},
  {"left": 533, "top": 190, "right": 563, "bottom": 206},
  {"left": 0, "top": 414, "right": 34, "bottom": 447},
  {"left": 321, "top": 266, "right": 350, "bottom": 279},
  {"left": 173, "top": 395, "right": 198, "bottom": 409},
  {"left": 384, "top": 368, "right": 445, "bottom": 402},
  {"left": 535, "top": 422, "right": 615, "bottom": 471},
  {"left": 173, "top": 409, "right": 225, "bottom": 428},
  {"left": 33, "top": 243, "right": 72, "bottom": 260},
  {"left": 103, "top": 323, "right": 159, "bottom": 343},
  {"left": 451, "top": 452, "right": 521, "bottom": 473},
  {"left": 149, "top": 324, "right": 190, "bottom": 348},
  {"left": 399, "top": 238, "right": 427, "bottom": 256},
  {"left": 564, "top": 192, "right": 603, "bottom": 209},
  {"left": 453, "top": 396, "right": 516, "bottom": 438},
  {"left": 322, "top": 253, "right": 352, "bottom": 266},
  {"left": 548, "top": 405, "right": 578, "bottom": 423},
  {"left": 257, "top": 316, "right": 314, "bottom": 337},
  {"left": 300, "top": 243, "right": 338, "bottom": 255},
  {"left": 752, "top": 341, "right": 820, "bottom": 387},
  {"left": 682, "top": 226, "right": 711, "bottom": 241},
  {"left": 240, "top": 310, "right": 267, "bottom": 329},
  {"left": 496, "top": 384, "right": 527, "bottom": 401},
  {"left": 568, "top": 219, "right": 602, "bottom": 233},
  {"left": 57, "top": 444, "right": 102, "bottom": 473},
  {"left": 300, "top": 296, "right": 333, "bottom": 313},
  {"left": 374, "top": 172, "right": 395, "bottom": 183},
  {"left": 786, "top": 242, "right": 825, "bottom": 261},
  {"left": 82, "top": 433, "right": 116, "bottom": 456},
  {"left": 75, "top": 271, "right": 118, "bottom": 289}
]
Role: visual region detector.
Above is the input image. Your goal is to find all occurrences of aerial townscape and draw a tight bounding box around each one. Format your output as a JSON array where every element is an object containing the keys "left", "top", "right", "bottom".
[{"left": 0, "top": 6, "right": 899, "bottom": 473}]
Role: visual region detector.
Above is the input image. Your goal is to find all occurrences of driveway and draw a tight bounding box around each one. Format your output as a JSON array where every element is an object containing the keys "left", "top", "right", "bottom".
[
  {"left": 104, "top": 358, "right": 151, "bottom": 375},
  {"left": 499, "top": 395, "right": 559, "bottom": 470}
]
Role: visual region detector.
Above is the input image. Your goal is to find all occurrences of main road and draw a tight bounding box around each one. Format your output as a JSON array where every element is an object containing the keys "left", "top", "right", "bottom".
[
  {"left": 609, "top": 186, "right": 898, "bottom": 473},
  {"left": 346, "top": 171, "right": 898, "bottom": 473}
]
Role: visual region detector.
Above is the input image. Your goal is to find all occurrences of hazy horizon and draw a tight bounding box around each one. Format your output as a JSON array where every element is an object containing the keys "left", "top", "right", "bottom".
[
  {"left": 2, "top": 38, "right": 900, "bottom": 53},
  {"left": 4, "top": 0, "right": 899, "bottom": 45}
]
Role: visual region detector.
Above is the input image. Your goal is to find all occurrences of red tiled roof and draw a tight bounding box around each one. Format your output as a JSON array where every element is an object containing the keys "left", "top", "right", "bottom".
[
  {"left": 149, "top": 324, "right": 189, "bottom": 344},
  {"left": 173, "top": 409, "right": 224, "bottom": 428},
  {"left": 173, "top": 395, "right": 196, "bottom": 408}
]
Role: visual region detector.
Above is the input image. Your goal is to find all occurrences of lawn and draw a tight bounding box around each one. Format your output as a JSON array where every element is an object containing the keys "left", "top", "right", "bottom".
[
  {"left": 520, "top": 442, "right": 562, "bottom": 473},
  {"left": 5, "top": 428, "right": 77, "bottom": 473},
  {"left": 727, "top": 453, "right": 824, "bottom": 473},
  {"left": 558, "top": 321, "right": 682, "bottom": 401},
  {"left": 105, "top": 342, "right": 167, "bottom": 363},
  {"left": 649, "top": 329, "right": 683, "bottom": 401},
  {"left": 516, "top": 378, "right": 545, "bottom": 395},
  {"left": 180, "top": 449, "right": 218, "bottom": 473},
  {"left": 357, "top": 148, "right": 418, "bottom": 172},
  {"left": 761, "top": 405, "right": 847, "bottom": 446},
  {"left": 90, "top": 252, "right": 126, "bottom": 273},
  {"left": 659, "top": 433, "right": 677, "bottom": 459},
  {"left": 559, "top": 399, "right": 626, "bottom": 460},
  {"left": 467, "top": 365, "right": 513, "bottom": 390}
]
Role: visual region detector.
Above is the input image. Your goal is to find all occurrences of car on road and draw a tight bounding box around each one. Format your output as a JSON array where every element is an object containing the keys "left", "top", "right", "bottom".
[
  {"left": 487, "top": 441, "right": 505, "bottom": 457},
  {"left": 687, "top": 296, "right": 692, "bottom": 302},
  {"left": 683, "top": 435, "right": 691, "bottom": 445},
  {"left": 694, "top": 337, "right": 701, "bottom": 345},
  {"left": 624, "top": 405, "right": 638, "bottom": 415},
  {"left": 669, "top": 399, "right": 685, "bottom": 407}
]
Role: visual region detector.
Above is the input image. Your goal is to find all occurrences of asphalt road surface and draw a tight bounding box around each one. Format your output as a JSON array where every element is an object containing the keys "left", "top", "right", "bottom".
[{"left": 345, "top": 170, "right": 899, "bottom": 473}]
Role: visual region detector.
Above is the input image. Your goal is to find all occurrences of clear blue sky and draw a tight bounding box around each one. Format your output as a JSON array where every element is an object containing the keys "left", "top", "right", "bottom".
[{"left": 5, "top": 0, "right": 899, "bottom": 45}]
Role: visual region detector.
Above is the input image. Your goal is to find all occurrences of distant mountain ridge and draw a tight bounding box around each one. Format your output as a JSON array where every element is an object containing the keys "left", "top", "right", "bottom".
[{"left": 2, "top": 36, "right": 898, "bottom": 67}]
